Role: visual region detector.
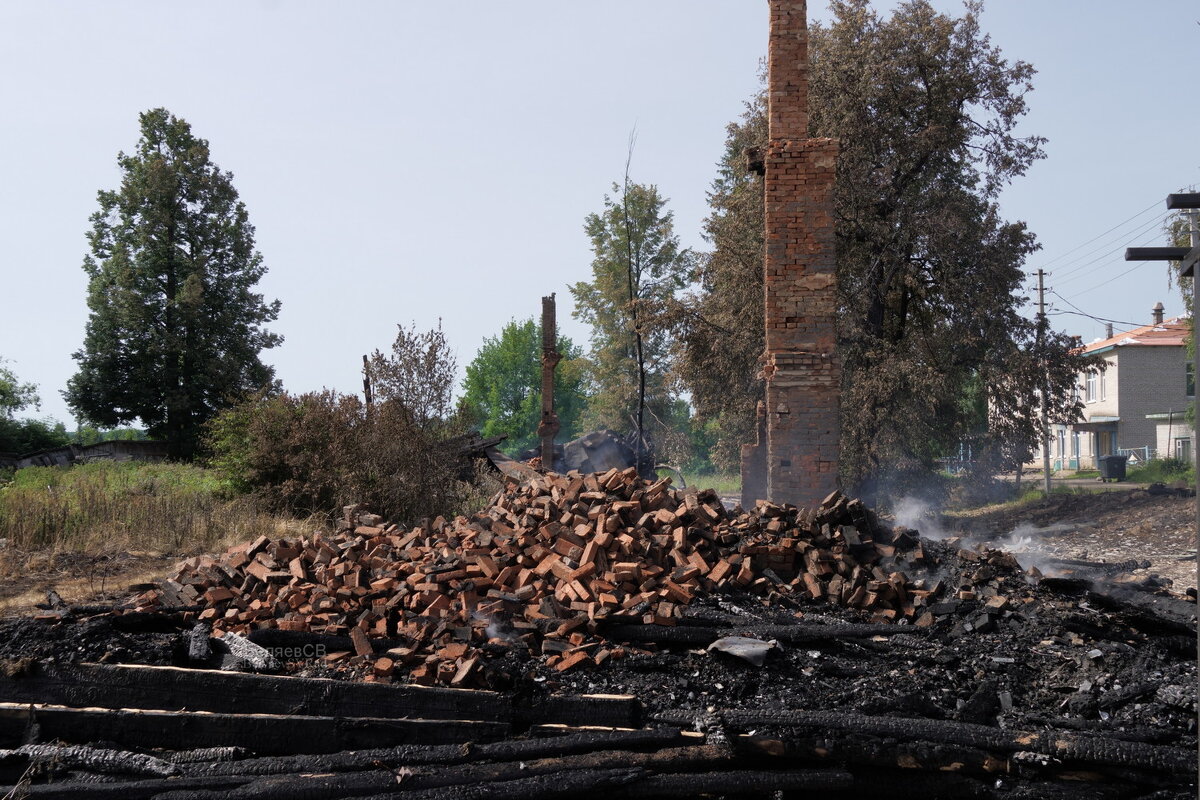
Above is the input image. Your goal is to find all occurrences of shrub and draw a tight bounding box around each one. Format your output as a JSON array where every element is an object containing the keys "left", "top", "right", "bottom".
[
  {"left": 207, "top": 322, "right": 483, "bottom": 524},
  {"left": 207, "top": 391, "right": 475, "bottom": 523}
]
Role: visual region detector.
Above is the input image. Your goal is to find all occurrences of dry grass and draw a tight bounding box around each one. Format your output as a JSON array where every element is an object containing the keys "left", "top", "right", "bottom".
[
  {"left": 0, "top": 461, "right": 313, "bottom": 616},
  {"left": 0, "top": 461, "right": 282, "bottom": 553}
]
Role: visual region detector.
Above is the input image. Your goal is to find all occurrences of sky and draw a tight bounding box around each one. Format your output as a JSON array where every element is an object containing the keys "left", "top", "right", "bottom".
[{"left": 1, "top": 0, "right": 1196, "bottom": 428}]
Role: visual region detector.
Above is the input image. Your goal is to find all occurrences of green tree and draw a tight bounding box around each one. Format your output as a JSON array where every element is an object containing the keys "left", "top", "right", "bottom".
[
  {"left": 674, "top": 93, "right": 767, "bottom": 472},
  {"left": 679, "top": 0, "right": 1095, "bottom": 494},
  {"left": 209, "top": 322, "right": 473, "bottom": 522},
  {"left": 461, "top": 318, "right": 588, "bottom": 454},
  {"left": 65, "top": 108, "right": 281, "bottom": 459},
  {"left": 571, "top": 169, "right": 691, "bottom": 470},
  {"left": 0, "top": 360, "right": 70, "bottom": 455},
  {"left": 0, "top": 359, "right": 39, "bottom": 419},
  {"left": 365, "top": 321, "right": 461, "bottom": 432}
]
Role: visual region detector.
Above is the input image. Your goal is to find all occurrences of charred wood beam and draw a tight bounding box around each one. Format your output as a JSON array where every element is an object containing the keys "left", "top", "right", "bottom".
[
  {"left": 610, "top": 767, "right": 852, "bottom": 797},
  {"left": 20, "top": 742, "right": 720, "bottom": 800},
  {"left": 185, "top": 728, "right": 690, "bottom": 778},
  {"left": 358, "top": 766, "right": 645, "bottom": 800},
  {"left": 735, "top": 733, "right": 1007, "bottom": 778},
  {"left": 654, "top": 709, "right": 1197, "bottom": 776},
  {"left": 0, "top": 775, "right": 254, "bottom": 800},
  {"left": 600, "top": 621, "right": 926, "bottom": 646},
  {"left": 516, "top": 694, "right": 641, "bottom": 730},
  {"left": 167, "top": 746, "right": 248, "bottom": 764},
  {"left": 386, "top": 744, "right": 732, "bottom": 794},
  {"left": 0, "top": 704, "right": 509, "bottom": 756},
  {"left": 0, "top": 743, "right": 179, "bottom": 778},
  {"left": 1038, "top": 579, "right": 1197, "bottom": 637},
  {"left": 0, "top": 662, "right": 506, "bottom": 723}
]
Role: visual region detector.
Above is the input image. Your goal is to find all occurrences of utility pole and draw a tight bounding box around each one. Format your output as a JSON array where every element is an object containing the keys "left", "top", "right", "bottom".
[
  {"left": 537, "top": 294, "right": 561, "bottom": 470},
  {"left": 362, "top": 355, "right": 373, "bottom": 418},
  {"left": 1124, "top": 193, "right": 1200, "bottom": 784},
  {"left": 1037, "top": 268, "right": 1052, "bottom": 497}
]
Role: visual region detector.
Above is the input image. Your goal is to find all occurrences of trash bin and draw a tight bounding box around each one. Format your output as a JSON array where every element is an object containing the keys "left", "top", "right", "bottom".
[{"left": 1098, "top": 454, "right": 1128, "bottom": 482}]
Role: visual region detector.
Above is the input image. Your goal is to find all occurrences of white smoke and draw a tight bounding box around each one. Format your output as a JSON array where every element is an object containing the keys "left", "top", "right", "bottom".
[
  {"left": 985, "top": 522, "right": 1067, "bottom": 577},
  {"left": 891, "top": 496, "right": 951, "bottom": 540}
]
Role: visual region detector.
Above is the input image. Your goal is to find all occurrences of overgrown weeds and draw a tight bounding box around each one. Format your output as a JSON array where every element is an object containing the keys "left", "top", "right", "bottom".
[
  {"left": 1126, "top": 457, "right": 1194, "bottom": 486},
  {"left": 0, "top": 461, "right": 283, "bottom": 554}
]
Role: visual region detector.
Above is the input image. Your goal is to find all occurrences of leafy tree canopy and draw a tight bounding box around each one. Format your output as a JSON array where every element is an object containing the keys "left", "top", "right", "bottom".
[
  {"left": 365, "top": 321, "right": 462, "bottom": 432},
  {"left": 677, "top": 0, "right": 1094, "bottom": 494},
  {"left": 65, "top": 108, "right": 281, "bottom": 459},
  {"left": 0, "top": 359, "right": 39, "bottom": 419},
  {"left": 461, "top": 318, "right": 588, "bottom": 455},
  {"left": 571, "top": 180, "right": 691, "bottom": 460}
]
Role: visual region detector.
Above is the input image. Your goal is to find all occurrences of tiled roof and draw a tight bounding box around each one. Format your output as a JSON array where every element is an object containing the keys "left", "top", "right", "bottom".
[{"left": 1082, "top": 317, "right": 1189, "bottom": 354}]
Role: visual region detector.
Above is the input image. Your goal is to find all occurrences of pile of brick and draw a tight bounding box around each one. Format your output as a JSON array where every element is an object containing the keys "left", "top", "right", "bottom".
[{"left": 136, "top": 468, "right": 946, "bottom": 687}]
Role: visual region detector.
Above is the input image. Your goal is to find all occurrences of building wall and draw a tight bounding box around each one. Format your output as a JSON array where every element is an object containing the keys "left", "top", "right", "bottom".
[
  {"left": 1114, "top": 345, "right": 1191, "bottom": 454},
  {"left": 1034, "top": 344, "right": 1191, "bottom": 470},
  {"left": 1154, "top": 418, "right": 1193, "bottom": 463}
]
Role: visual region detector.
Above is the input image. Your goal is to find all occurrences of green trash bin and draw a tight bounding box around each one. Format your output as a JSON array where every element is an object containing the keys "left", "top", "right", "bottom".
[{"left": 1098, "top": 454, "right": 1128, "bottom": 482}]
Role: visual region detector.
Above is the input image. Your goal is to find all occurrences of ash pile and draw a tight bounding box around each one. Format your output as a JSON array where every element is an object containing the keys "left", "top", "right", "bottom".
[{"left": 0, "top": 469, "right": 1195, "bottom": 799}]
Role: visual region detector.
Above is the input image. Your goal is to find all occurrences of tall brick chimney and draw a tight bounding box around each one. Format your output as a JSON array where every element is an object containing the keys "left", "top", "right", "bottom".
[{"left": 741, "top": 0, "right": 840, "bottom": 509}]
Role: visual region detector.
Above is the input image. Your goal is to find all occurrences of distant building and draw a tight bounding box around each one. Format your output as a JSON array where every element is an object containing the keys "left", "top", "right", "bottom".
[
  {"left": 5, "top": 440, "right": 170, "bottom": 470},
  {"left": 1036, "top": 305, "right": 1192, "bottom": 470}
]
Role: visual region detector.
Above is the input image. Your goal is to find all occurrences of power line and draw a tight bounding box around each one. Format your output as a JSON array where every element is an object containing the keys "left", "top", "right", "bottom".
[
  {"left": 1047, "top": 290, "right": 1147, "bottom": 329},
  {"left": 1029, "top": 197, "right": 1164, "bottom": 272},
  {"left": 1069, "top": 260, "right": 1152, "bottom": 298},
  {"left": 1052, "top": 210, "right": 1173, "bottom": 286}
]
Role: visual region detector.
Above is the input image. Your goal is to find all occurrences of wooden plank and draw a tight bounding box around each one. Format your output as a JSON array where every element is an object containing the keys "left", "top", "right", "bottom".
[
  {"left": 519, "top": 694, "right": 642, "bottom": 729},
  {"left": 0, "top": 662, "right": 506, "bottom": 723},
  {"left": 0, "top": 703, "right": 509, "bottom": 755}
]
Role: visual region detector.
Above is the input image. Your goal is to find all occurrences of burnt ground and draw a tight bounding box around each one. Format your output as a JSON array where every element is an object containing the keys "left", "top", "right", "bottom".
[
  {"left": 0, "top": 549, "right": 183, "bottom": 617},
  {"left": 944, "top": 488, "right": 1197, "bottom": 592},
  {"left": 0, "top": 535, "right": 1195, "bottom": 796},
  {"left": 0, "top": 488, "right": 1194, "bottom": 797}
]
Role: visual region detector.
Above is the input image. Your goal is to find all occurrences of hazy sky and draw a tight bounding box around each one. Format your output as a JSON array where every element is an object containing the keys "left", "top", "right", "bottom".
[{"left": 2, "top": 1, "right": 1196, "bottom": 427}]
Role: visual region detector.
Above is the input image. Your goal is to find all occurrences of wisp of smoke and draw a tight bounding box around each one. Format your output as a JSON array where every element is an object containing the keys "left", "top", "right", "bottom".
[
  {"left": 891, "top": 496, "right": 951, "bottom": 540},
  {"left": 986, "top": 522, "right": 1065, "bottom": 577}
]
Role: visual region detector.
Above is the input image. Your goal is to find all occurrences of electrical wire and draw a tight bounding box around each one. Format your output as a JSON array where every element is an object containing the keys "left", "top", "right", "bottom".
[
  {"left": 1051, "top": 210, "right": 1173, "bottom": 286},
  {"left": 1046, "top": 290, "right": 1146, "bottom": 328},
  {"left": 1029, "top": 197, "right": 1164, "bottom": 272}
]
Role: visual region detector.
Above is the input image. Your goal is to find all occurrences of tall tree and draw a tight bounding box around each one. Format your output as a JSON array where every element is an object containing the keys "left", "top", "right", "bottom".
[
  {"left": 678, "top": 0, "right": 1095, "bottom": 494},
  {"left": 674, "top": 93, "right": 767, "bottom": 472},
  {"left": 571, "top": 170, "right": 690, "bottom": 471},
  {"left": 461, "top": 318, "right": 588, "bottom": 455},
  {"left": 66, "top": 109, "right": 281, "bottom": 458}
]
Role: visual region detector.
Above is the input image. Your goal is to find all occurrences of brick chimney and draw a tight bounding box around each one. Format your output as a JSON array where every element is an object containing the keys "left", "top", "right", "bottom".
[
  {"left": 740, "top": 0, "right": 840, "bottom": 509},
  {"left": 1152, "top": 301, "right": 1165, "bottom": 325}
]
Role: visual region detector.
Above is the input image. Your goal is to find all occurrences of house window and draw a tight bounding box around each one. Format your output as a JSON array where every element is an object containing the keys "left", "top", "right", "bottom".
[
  {"left": 1057, "top": 428, "right": 1066, "bottom": 458},
  {"left": 1072, "top": 431, "right": 1080, "bottom": 457},
  {"left": 1176, "top": 437, "right": 1192, "bottom": 464},
  {"left": 1085, "top": 372, "right": 1097, "bottom": 402},
  {"left": 1099, "top": 370, "right": 1106, "bottom": 401},
  {"left": 1187, "top": 362, "right": 1195, "bottom": 398}
]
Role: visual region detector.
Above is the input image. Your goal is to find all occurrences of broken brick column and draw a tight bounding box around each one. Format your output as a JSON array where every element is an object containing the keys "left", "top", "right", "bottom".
[{"left": 743, "top": 0, "right": 840, "bottom": 508}]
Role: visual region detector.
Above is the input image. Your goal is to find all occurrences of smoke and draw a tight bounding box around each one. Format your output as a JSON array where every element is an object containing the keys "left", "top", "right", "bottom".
[
  {"left": 980, "top": 522, "right": 1072, "bottom": 577},
  {"left": 891, "top": 496, "right": 951, "bottom": 540},
  {"left": 471, "top": 610, "right": 520, "bottom": 643}
]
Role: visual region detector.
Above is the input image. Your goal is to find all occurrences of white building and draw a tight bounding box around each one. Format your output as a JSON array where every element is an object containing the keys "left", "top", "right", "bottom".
[{"left": 1038, "top": 308, "right": 1192, "bottom": 471}]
